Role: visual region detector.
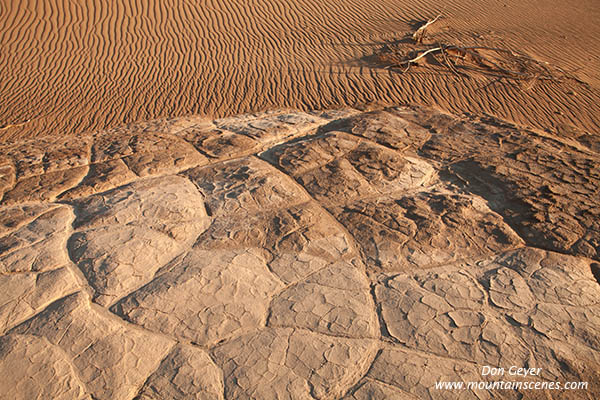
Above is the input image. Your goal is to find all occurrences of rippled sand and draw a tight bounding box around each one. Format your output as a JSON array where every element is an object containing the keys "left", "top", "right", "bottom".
[{"left": 1, "top": 0, "right": 599, "bottom": 141}]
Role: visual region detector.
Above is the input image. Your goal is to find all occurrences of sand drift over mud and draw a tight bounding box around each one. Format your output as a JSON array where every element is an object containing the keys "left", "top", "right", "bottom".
[{"left": 1, "top": 0, "right": 599, "bottom": 141}]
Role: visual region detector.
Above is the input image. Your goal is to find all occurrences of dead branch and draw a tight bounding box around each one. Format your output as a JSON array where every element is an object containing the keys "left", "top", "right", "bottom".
[
  {"left": 439, "top": 46, "right": 465, "bottom": 77},
  {"left": 406, "top": 47, "right": 443, "bottom": 64},
  {"left": 412, "top": 15, "right": 443, "bottom": 44},
  {"left": 386, "top": 43, "right": 563, "bottom": 84},
  {"left": 377, "top": 17, "right": 583, "bottom": 87}
]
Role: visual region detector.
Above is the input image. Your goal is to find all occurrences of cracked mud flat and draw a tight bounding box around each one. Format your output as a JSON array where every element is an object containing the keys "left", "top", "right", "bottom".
[{"left": 1, "top": 106, "right": 599, "bottom": 399}]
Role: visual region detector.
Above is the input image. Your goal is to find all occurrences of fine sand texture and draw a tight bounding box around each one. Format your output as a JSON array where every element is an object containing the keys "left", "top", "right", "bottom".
[
  {"left": 1, "top": 0, "right": 600, "bottom": 142},
  {"left": 1, "top": 106, "right": 599, "bottom": 399}
]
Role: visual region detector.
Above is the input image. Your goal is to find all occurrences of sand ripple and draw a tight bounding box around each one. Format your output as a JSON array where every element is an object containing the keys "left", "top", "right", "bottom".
[{"left": 1, "top": 0, "right": 599, "bottom": 141}]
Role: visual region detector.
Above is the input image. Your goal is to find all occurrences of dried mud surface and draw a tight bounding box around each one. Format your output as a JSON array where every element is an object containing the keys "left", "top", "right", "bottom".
[{"left": 1, "top": 106, "right": 599, "bottom": 399}]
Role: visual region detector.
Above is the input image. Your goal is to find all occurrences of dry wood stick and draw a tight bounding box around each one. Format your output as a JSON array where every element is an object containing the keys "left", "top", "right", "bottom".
[{"left": 412, "top": 15, "right": 443, "bottom": 43}]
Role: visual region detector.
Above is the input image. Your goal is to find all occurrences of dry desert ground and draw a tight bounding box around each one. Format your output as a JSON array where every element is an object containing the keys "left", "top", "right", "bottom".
[{"left": 1, "top": 0, "right": 599, "bottom": 399}]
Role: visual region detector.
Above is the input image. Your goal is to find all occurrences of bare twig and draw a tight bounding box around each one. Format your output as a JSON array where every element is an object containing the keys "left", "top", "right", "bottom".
[
  {"left": 412, "top": 15, "right": 443, "bottom": 44},
  {"left": 0, "top": 119, "right": 32, "bottom": 131},
  {"left": 439, "top": 46, "right": 464, "bottom": 77},
  {"left": 406, "top": 47, "right": 443, "bottom": 64}
]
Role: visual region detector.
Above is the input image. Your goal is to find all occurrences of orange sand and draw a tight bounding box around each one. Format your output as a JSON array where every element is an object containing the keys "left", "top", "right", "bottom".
[{"left": 1, "top": 0, "right": 599, "bottom": 142}]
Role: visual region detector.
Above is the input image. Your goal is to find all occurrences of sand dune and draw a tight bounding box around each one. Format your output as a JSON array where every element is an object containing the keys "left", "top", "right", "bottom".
[
  {"left": 1, "top": 106, "right": 600, "bottom": 398},
  {"left": 1, "top": 0, "right": 599, "bottom": 142}
]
